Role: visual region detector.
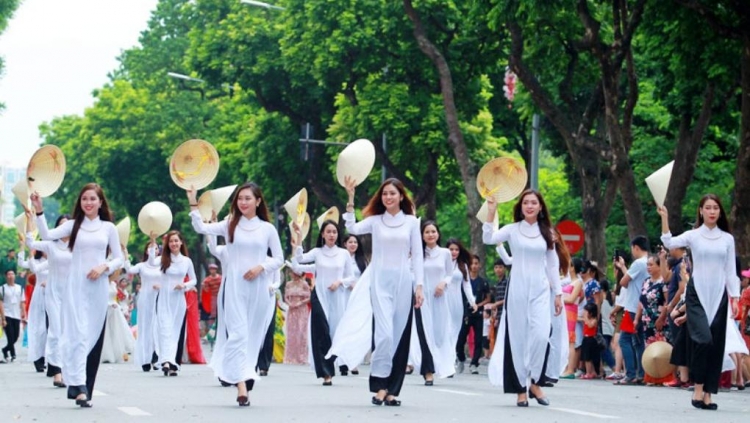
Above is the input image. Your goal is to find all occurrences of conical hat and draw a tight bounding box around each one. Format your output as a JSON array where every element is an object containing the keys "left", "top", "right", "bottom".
[
  {"left": 11, "top": 179, "right": 30, "bottom": 211},
  {"left": 641, "top": 341, "right": 674, "bottom": 378},
  {"left": 137, "top": 202, "right": 173, "bottom": 237},
  {"left": 197, "top": 191, "right": 214, "bottom": 222},
  {"left": 645, "top": 161, "right": 674, "bottom": 208},
  {"left": 26, "top": 145, "right": 66, "bottom": 197},
  {"left": 475, "top": 200, "right": 499, "bottom": 231},
  {"left": 14, "top": 213, "right": 37, "bottom": 243},
  {"left": 115, "top": 217, "right": 131, "bottom": 249},
  {"left": 284, "top": 188, "right": 308, "bottom": 227},
  {"left": 476, "top": 157, "right": 527, "bottom": 203},
  {"left": 211, "top": 185, "right": 236, "bottom": 215},
  {"left": 169, "top": 139, "right": 220, "bottom": 190},
  {"left": 336, "top": 139, "right": 376, "bottom": 187},
  {"left": 289, "top": 212, "right": 311, "bottom": 245},
  {"left": 316, "top": 206, "right": 340, "bottom": 229},
  {"left": 196, "top": 184, "right": 237, "bottom": 222}
]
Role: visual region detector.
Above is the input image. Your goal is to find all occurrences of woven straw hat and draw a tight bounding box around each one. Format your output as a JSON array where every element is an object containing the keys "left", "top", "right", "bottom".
[
  {"left": 14, "top": 213, "right": 37, "bottom": 243},
  {"left": 476, "top": 157, "right": 527, "bottom": 203},
  {"left": 137, "top": 201, "right": 173, "bottom": 237},
  {"left": 284, "top": 188, "right": 308, "bottom": 227},
  {"left": 336, "top": 139, "right": 376, "bottom": 187},
  {"left": 475, "top": 200, "right": 499, "bottom": 231},
  {"left": 197, "top": 185, "right": 237, "bottom": 222},
  {"left": 11, "top": 179, "right": 30, "bottom": 211},
  {"left": 27, "top": 145, "right": 66, "bottom": 197},
  {"left": 641, "top": 341, "right": 674, "bottom": 378},
  {"left": 169, "top": 139, "right": 220, "bottom": 190},
  {"left": 115, "top": 217, "right": 131, "bottom": 249},
  {"left": 289, "top": 212, "right": 311, "bottom": 245},
  {"left": 645, "top": 161, "right": 674, "bottom": 208},
  {"left": 316, "top": 206, "right": 340, "bottom": 229}
]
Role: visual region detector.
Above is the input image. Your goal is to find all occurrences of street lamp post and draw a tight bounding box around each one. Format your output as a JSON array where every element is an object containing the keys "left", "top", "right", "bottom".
[{"left": 240, "top": 0, "right": 285, "bottom": 10}]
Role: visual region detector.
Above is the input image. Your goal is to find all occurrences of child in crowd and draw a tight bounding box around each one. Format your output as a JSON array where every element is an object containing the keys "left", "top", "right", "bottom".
[{"left": 580, "top": 302, "right": 601, "bottom": 379}]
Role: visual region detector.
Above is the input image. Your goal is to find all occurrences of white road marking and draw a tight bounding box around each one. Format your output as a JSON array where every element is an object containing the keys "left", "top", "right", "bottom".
[
  {"left": 93, "top": 390, "right": 107, "bottom": 397},
  {"left": 550, "top": 407, "right": 620, "bottom": 419},
  {"left": 433, "top": 388, "right": 483, "bottom": 396},
  {"left": 118, "top": 407, "right": 152, "bottom": 416}
]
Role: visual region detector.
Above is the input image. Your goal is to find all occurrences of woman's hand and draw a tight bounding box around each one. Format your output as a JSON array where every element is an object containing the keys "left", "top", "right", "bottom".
[
  {"left": 674, "top": 314, "right": 687, "bottom": 326},
  {"left": 186, "top": 185, "right": 198, "bottom": 206},
  {"left": 554, "top": 295, "right": 563, "bottom": 316},
  {"left": 86, "top": 264, "right": 109, "bottom": 280},
  {"left": 153, "top": 284, "right": 161, "bottom": 290},
  {"left": 244, "top": 265, "right": 264, "bottom": 281},
  {"left": 657, "top": 205, "right": 668, "bottom": 220},
  {"left": 290, "top": 222, "right": 302, "bottom": 248},
  {"left": 30, "top": 192, "right": 43, "bottom": 214},
  {"left": 486, "top": 197, "right": 497, "bottom": 222},
  {"left": 174, "top": 283, "right": 185, "bottom": 291},
  {"left": 414, "top": 285, "right": 424, "bottom": 309},
  {"left": 731, "top": 297, "right": 739, "bottom": 319},
  {"left": 328, "top": 280, "right": 342, "bottom": 291},
  {"left": 471, "top": 304, "right": 479, "bottom": 313},
  {"left": 344, "top": 175, "right": 356, "bottom": 203},
  {"left": 434, "top": 282, "right": 446, "bottom": 297}
]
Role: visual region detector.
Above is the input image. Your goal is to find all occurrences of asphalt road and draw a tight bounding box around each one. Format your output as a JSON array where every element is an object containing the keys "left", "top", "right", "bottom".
[{"left": 1, "top": 341, "right": 749, "bottom": 423}]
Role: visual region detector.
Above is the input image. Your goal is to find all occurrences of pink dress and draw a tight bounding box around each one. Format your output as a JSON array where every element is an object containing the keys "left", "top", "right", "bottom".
[
  {"left": 284, "top": 281, "right": 311, "bottom": 364},
  {"left": 563, "top": 283, "right": 578, "bottom": 343}
]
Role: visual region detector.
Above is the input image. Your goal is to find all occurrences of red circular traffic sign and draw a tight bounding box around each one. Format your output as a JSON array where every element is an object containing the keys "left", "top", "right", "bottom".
[{"left": 556, "top": 220, "right": 584, "bottom": 254}]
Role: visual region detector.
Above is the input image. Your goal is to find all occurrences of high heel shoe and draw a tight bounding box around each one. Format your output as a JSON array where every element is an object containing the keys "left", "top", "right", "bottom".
[
  {"left": 75, "top": 395, "right": 91, "bottom": 408},
  {"left": 53, "top": 381, "right": 67, "bottom": 388},
  {"left": 236, "top": 395, "right": 250, "bottom": 407},
  {"left": 169, "top": 370, "right": 178, "bottom": 377},
  {"left": 424, "top": 380, "right": 434, "bottom": 386},
  {"left": 529, "top": 390, "right": 550, "bottom": 406},
  {"left": 371, "top": 396, "right": 384, "bottom": 406},
  {"left": 516, "top": 400, "right": 529, "bottom": 407},
  {"left": 322, "top": 380, "right": 333, "bottom": 386}
]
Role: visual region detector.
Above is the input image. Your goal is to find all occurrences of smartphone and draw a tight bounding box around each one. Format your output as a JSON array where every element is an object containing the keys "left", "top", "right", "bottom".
[{"left": 613, "top": 249, "right": 621, "bottom": 261}]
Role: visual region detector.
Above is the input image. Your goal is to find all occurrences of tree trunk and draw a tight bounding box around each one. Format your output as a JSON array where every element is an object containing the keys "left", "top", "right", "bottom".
[
  {"left": 731, "top": 35, "right": 750, "bottom": 267},
  {"left": 665, "top": 84, "right": 716, "bottom": 234},
  {"left": 403, "top": 0, "right": 484, "bottom": 266}
]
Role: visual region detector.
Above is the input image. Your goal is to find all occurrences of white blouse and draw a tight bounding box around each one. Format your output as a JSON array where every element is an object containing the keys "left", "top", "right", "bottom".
[
  {"left": 343, "top": 210, "right": 424, "bottom": 286},
  {"left": 293, "top": 245, "right": 354, "bottom": 289},
  {"left": 661, "top": 225, "right": 739, "bottom": 323},
  {"left": 483, "top": 220, "right": 560, "bottom": 295}
]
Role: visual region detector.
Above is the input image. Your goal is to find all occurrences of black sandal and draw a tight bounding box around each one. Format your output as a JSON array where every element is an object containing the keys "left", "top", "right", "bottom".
[
  {"left": 384, "top": 398, "right": 401, "bottom": 406},
  {"left": 371, "top": 396, "right": 384, "bottom": 406}
]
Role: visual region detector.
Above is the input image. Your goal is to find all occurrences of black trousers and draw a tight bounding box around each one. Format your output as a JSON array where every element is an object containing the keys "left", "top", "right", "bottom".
[
  {"left": 369, "top": 298, "right": 413, "bottom": 397},
  {"left": 173, "top": 315, "right": 187, "bottom": 369},
  {"left": 2, "top": 317, "right": 20, "bottom": 358},
  {"left": 414, "top": 308, "right": 435, "bottom": 376},
  {"left": 686, "top": 282, "right": 728, "bottom": 394},
  {"left": 68, "top": 321, "right": 106, "bottom": 401},
  {"left": 309, "top": 290, "right": 335, "bottom": 379},
  {"left": 456, "top": 311, "right": 483, "bottom": 366},
  {"left": 257, "top": 304, "right": 276, "bottom": 372}
]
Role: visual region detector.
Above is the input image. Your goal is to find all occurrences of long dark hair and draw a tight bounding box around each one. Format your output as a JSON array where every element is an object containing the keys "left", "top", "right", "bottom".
[
  {"left": 513, "top": 189, "right": 553, "bottom": 250},
  {"left": 552, "top": 227, "right": 571, "bottom": 275},
  {"left": 69, "top": 183, "right": 113, "bottom": 251},
  {"left": 142, "top": 241, "right": 159, "bottom": 263},
  {"left": 362, "top": 178, "right": 415, "bottom": 217},
  {"left": 582, "top": 260, "right": 602, "bottom": 281},
  {"left": 160, "top": 230, "right": 189, "bottom": 272},
  {"left": 55, "top": 214, "right": 71, "bottom": 228},
  {"left": 695, "top": 194, "right": 731, "bottom": 233},
  {"left": 228, "top": 182, "right": 270, "bottom": 243},
  {"left": 446, "top": 238, "right": 470, "bottom": 280},
  {"left": 421, "top": 220, "right": 442, "bottom": 257},
  {"left": 316, "top": 220, "right": 341, "bottom": 248},
  {"left": 343, "top": 234, "right": 368, "bottom": 273}
]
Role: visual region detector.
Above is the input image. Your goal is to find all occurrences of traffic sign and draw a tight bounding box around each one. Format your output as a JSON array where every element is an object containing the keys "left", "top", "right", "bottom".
[{"left": 556, "top": 220, "right": 584, "bottom": 254}]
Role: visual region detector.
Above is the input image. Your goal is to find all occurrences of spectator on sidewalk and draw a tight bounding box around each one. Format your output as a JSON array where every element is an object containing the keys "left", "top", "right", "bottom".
[{"left": 1, "top": 270, "right": 26, "bottom": 362}]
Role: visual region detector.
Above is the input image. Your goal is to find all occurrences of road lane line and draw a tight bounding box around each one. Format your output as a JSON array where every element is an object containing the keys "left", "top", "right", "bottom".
[
  {"left": 118, "top": 407, "right": 152, "bottom": 416},
  {"left": 433, "top": 388, "right": 483, "bottom": 396},
  {"left": 93, "top": 390, "right": 108, "bottom": 397},
  {"left": 550, "top": 407, "right": 620, "bottom": 419}
]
